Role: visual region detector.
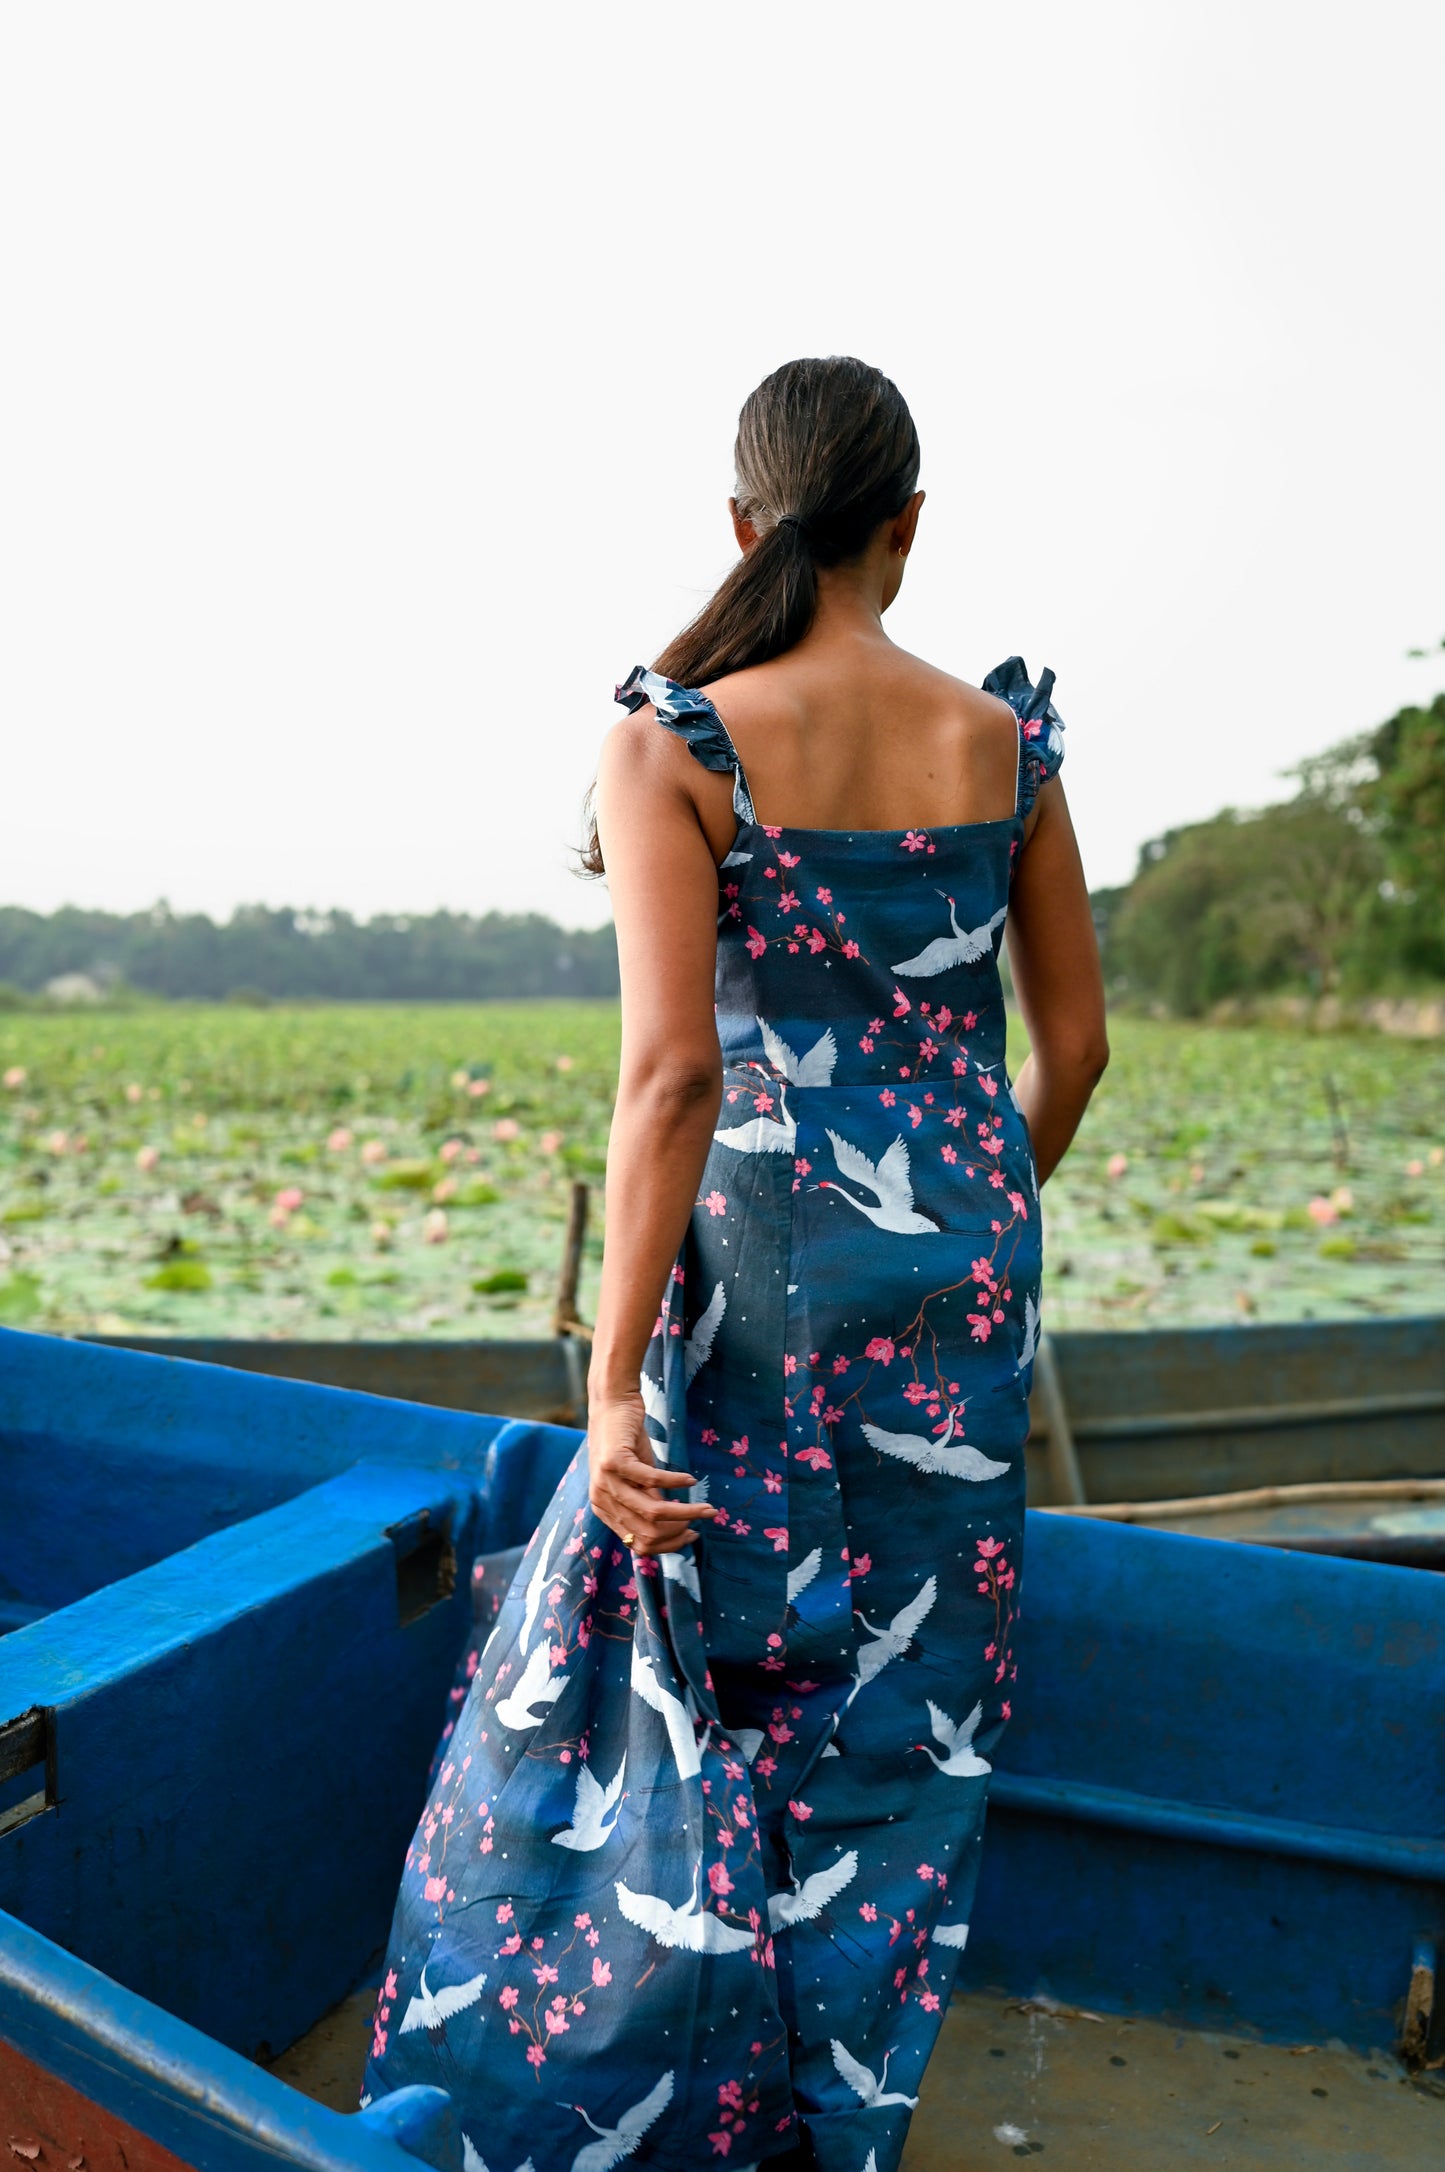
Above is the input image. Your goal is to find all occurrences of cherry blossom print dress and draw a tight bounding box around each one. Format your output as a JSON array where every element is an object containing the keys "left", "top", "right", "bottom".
[{"left": 363, "top": 658, "right": 1066, "bottom": 2172}]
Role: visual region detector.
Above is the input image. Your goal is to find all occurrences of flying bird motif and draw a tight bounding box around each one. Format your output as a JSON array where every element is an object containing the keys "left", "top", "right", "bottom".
[
  {"left": 931, "top": 1920, "right": 972, "bottom": 1950},
  {"left": 819, "top": 1130, "right": 940, "bottom": 1235},
  {"left": 920, "top": 1699, "right": 992, "bottom": 1778},
  {"left": 629, "top": 1643, "right": 702, "bottom": 1780},
  {"left": 494, "top": 1640, "right": 567, "bottom": 1732},
  {"left": 519, "top": 1518, "right": 560, "bottom": 1656},
  {"left": 862, "top": 1408, "right": 1009, "bottom": 1482},
  {"left": 1016, "top": 1291, "right": 1041, "bottom": 1374},
  {"left": 891, "top": 896, "right": 1007, "bottom": 979},
  {"left": 569, "top": 2071, "right": 675, "bottom": 2171},
  {"left": 551, "top": 1752, "right": 627, "bottom": 1851},
  {"left": 768, "top": 1848, "right": 859, "bottom": 1930},
  {"left": 852, "top": 1574, "right": 937, "bottom": 1695},
  {"left": 463, "top": 2140, "right": 535, "bottom": 2172},
  {"left": 713, "top": 1079, "right": 796, "bottom": 1156},
  {"left": 786, "top": 1546, "right": 823, "bottom": 1603},
  {"left": 398, "top": 1963, "right": 487, "bottom": 2036},
  {"left": 615, "top": 1861, "right": 755, "bottom": 1954},
  {"left": 757, "top": 1016, "right": 838, "bottom": 1086},
  {"left": 829, "top": 2038, "right": 920, "bottom": 2110}
]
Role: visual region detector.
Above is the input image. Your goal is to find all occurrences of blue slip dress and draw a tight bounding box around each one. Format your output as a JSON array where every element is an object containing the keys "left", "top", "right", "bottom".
[{"left": 363, "top": 658, "right": 1066, "bottom": 2172}]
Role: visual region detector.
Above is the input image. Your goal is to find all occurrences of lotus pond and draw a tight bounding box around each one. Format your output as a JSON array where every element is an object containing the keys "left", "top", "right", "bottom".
[{"left": 0, "top": 1005, "right": 1440, "bottom": 1341}]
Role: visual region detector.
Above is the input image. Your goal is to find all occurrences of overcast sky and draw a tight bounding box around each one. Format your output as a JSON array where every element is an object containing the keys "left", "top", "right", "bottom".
[{"left": 3, "top": 2, "right": 1442, "bottom": 931}]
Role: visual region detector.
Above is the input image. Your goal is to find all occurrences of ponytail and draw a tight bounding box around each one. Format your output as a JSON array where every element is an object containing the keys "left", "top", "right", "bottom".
[{"left": 579, "top": 356, "right": 920, "bottom": 877}]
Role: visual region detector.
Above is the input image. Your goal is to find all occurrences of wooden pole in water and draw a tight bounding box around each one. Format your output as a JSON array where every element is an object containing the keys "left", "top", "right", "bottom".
[{"left": 554, "top": 1180, "right": 593, "bottom": 1341}]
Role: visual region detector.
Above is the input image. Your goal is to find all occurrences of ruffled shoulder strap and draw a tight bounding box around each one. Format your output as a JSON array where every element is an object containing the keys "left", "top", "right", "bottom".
[
  {"left": 981, "top": 655, "right": 1066, "bottom": 819},
  {"left": 614, "top": 665, "right": 757, "bottom": 823}
]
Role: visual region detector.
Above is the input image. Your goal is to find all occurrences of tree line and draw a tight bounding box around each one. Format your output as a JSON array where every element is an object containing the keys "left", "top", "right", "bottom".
[
  {"left": 1095, "top": 680, "right": 1445, "bottom": 1015},
  {"left": 0, "top": 904, "right": 620, "bottom": 1004}
]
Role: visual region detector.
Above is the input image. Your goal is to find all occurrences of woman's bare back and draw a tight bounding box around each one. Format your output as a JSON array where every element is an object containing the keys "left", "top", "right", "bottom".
[{"left": 697, "top": 634, "right": 1022, "bottom": 850}]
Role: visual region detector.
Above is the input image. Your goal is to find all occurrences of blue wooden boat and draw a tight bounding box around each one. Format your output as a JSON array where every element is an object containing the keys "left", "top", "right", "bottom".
[
  {"left": 87, "top": 1311, "right": 1445, "bottom": 1506},
  {"left": 1, "top": 1328, "right": 1442, "bottom": 2171}
]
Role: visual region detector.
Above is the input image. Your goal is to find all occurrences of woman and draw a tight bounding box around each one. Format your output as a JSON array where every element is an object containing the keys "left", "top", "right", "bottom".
[{"left": 364, "top": 358, "right": 1108, "bottom": 2170}]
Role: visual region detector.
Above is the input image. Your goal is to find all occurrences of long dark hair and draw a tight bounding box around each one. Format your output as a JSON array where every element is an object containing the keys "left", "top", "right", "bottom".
[{"left": 579, "top": 356, "right": 920, "bottom": 876}]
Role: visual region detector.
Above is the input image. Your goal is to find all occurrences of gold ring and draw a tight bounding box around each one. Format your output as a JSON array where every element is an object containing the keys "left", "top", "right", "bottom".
[{"left": 622, "top": 1529, "right": 637, "bottom": 1548}]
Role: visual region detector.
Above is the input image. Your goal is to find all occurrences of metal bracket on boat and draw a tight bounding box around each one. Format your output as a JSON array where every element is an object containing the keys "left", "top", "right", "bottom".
[
  {"left": 1400, "top": 1935, "right": 1438, "bottom": 2071},
  {"left": 0, "top": 1706, "right": 56, "bottom": 1839}
]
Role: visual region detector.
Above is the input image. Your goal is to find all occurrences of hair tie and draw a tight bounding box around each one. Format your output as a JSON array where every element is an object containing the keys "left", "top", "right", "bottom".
[{"left": 775, "top": 513, "right": 811, "bottom": 539}]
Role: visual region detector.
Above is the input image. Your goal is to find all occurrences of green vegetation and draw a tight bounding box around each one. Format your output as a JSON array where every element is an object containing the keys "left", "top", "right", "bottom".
[
  {"left": 1099, "top": 680, "right": 1445, "bottom": 1012},
  {"left": 0, "top": 1005, "right": 1439, "bottom": 1340},
  {"left": 0, "top": 905, "right": 618, "bottom": 1003}
]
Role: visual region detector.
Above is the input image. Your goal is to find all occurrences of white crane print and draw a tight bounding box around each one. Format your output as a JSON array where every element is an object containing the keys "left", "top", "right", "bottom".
[
  {"left": 1016, "top": 1290, "right": 1041, "bottom": 1374},
  {"left": 757, "top": 1016, "right": 838, "bottom": 1086},
  {"left": 713, "top": 1078, "right": 796, "bottom": 1156},
  {"left": 931, "top": 1920, "right": 971, "bottom": 1950},
  {"left": 861, "top": 1408, "right": 1009, "bottom": 1482},
  {"left": 819, "top": 1130, "right": 940, "bottom": 1235},
  {"left": 629, "top": 1643, "right": 702, "bottom": 1779},
  {"left": 786, "top": 1547, "right": 823, "bottom": 1603},
  {"left": 519, "top": 1518, "right": 560, "bottom": 1656},
  {"left": 851, "top": 1575, "right": 937, "bottom": 1696},
  {"left": 767, "top": 1848, "right": 859, "bottom": 1930},
  {"left": 614, "top": 1860, "right": 755, "bottom": 1954},
  {"left": 462, "top": 2140, "right": 534, "bottom": 2172},
  {"left": 568, "top": 2071, "right": 675, "bottom": 2171},
  {"left": 890, "top": 896, "right": 1007, "bottom": 978},
  {"left": 920, "top": 1699, "right": 992, "bottom": 1777},
  {"left": 397, "top": 1962, "right": 487, "bottom": 2036},
  {"left": 550, "top": 1752, "right": 627, "bottom": 1851},
  {"left": 494, "top": 1640, "right": 568, "bottom": 1732},
  {"left": 829, "top": 2039, "right": 920, "bottom": 2110}
]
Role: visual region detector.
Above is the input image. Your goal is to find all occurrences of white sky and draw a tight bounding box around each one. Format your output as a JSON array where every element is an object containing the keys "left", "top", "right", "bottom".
[{"left": 2, "top": 2, "right": 1442, "bottom": 931}]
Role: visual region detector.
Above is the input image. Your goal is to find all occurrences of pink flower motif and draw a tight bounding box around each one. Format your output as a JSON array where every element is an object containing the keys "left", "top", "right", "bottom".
[
  {"left": 816, "top": 886, "right": 833, "bottom": 904},
  {"left": 843, "top": 939, "right": 860, "bottom": 958},
  {"left": 794, "top": 1155, "right": 811, "bottom": 1175},
  {"left": 498, "top": 1984, "right": 519, "bottom": 2009},
  {"left": 496, "top": 1902, "right": 514, "bottom": 1922},
  {"left": 901, "top": 830, "right": 929, "bottom": 853},
  {"left": 704, "top": 1190, "right": 727, "bottom": 1216},
  {"left": 942, "top": 1144, "right": 958, "bottom": 1163},
  {"left": 788, "top": 1799, "right": 814, "bottom": 1820},
  {"left": 879, "top": 1088, "right": 896, "bottom": 1107},
  {"left": 708, "top": 1863, "right": 735, "bottom": 1897},
  {"left": 526, "top": 2044, "right": 546, "bottom": 2069},
  {"left": 746, "top": 926, "right": 766, "bottom": 959},
  {"left": 778, "top": 890, "right": 799, "bottom": 913},
  {"left": 796, "top": 1443, "right": 833, "bottom": 1472},
  {"left": 764, "top": 1526, "right": 789, "bottom": 1553},
  {"left": 967, "top": 1313, "right": 993, "bottom": 1342},
  {"left": 533, "top": 1961, "right": 559, "bottom": 1986},
  {"left": 860, "top": 1901, "right": 878, "bottom": 1921},
  {"left": 1307, "top": 1194, "right": 1338, "bottom": 1226},
  {"left": 892, "top": 987, "right": 912, "bottom": 1017},
  {"left": 908, "top": 1103, "right": 922, "bottom": 1130}
]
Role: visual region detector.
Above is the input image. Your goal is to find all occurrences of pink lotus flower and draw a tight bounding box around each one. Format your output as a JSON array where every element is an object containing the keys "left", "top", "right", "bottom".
[
  {"left": 1406, "top": 1159, "right": 1425, "bottom": 1178},
  {"left": 433, "top": 1176, "right": 458, "bottom": 1202},
  {"left": 269, "top": 1204, "right": 291, "bottom": 1229},
  {"left": 493, "top": 1118, "right": 520, "bottom": 1142},
  {"left": 124, "top": 1081, "right": 143, "bottom": 1103},
  {"left": 45, "top": 1131, "right": 68, "bottom": 1155},
  {"left": 439, "top": 1139, "right": 463, "bottom": 1164},
  {"left": 275, "top": 1187, "right": 304, "bottom": 1213},
  {"left": 135, "top": 1144, "right": 160, "bottom": 1172},
  {"left": 468, "top": 1078, "right": 491, "bottom": 1098},
  {"left": 539, "top": 1130, "right": 563, "bottom": 1154},
  {"left": 1105, "top": 1152, "right": 1128, "bottom": 1179},
  {"left": 1306, "top": 1195, "right": 1338, "bottom": 1226},
  {"left": 361, "top": 1139, "right": 388, "bottom": 1166},
  {"left": 2, "top": 1066, "right": 25, "bottom": 1090},
  {"left": 327, "top": 1127, "right": 353, "bottom": 1152},
  {"left": 423, "top": 1209, "right": 448, "bottom": 1243},
  {"left": 556, "top": 1054, "right": 574, "bottom": 1071}
]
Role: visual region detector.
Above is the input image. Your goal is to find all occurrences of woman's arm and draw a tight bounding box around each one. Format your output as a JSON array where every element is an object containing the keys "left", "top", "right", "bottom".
[
  {"left": 1004, "top": 776, "right": 1110, "bottom": 1183},
  {"left": 585, "top": 710, "right": 725, "bottom": 1553}
]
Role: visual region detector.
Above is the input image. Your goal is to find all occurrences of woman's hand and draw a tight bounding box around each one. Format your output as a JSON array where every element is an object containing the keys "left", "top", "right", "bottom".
[{"left": 586, "top": 1391, "right": 717, "bottom": 1556}]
